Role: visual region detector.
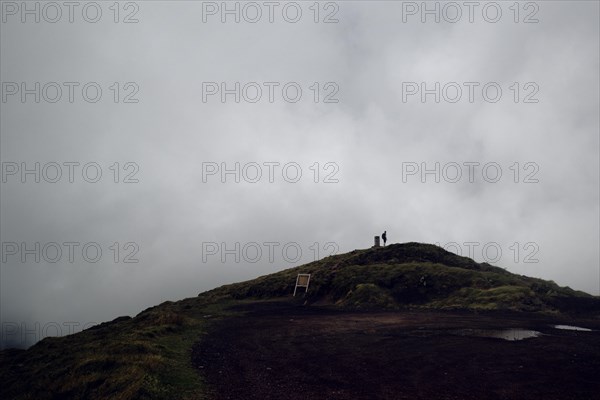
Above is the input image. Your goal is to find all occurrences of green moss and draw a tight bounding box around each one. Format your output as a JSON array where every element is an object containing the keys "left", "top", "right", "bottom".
[
  {"left": 0, "top": 297, "right": 239, "bottom": 399},
  {"left": 340, "top": 283, "right": 397, "bottom": 309}
]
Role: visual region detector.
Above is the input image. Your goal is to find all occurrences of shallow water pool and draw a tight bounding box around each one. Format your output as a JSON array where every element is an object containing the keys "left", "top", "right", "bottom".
[
  {"left": 451, "top": 328, "right": 542, "bottom": 341},
  {"left": 553, "top": 325, "right": 592, "bottom": 332}
]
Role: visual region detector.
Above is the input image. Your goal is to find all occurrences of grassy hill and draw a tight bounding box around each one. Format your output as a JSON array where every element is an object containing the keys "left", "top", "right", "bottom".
[
  {"left": 202, "top": 242, "right": 598, "bottom": 313},
  {"left": 1, "top": 242, "right": 598, "bottom": 399}
]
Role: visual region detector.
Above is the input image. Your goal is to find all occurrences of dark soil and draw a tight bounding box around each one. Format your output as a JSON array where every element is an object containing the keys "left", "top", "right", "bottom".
[{"left": 191, "top": 301, "right": 600, "bottom": 400}]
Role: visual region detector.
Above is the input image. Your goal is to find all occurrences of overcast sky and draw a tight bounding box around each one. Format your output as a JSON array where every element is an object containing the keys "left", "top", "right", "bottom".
[{"left": 1, "top": 0, "right": 599, "bottom": 348}]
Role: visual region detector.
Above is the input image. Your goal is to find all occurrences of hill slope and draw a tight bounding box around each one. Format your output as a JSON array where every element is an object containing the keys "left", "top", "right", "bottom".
[
  {"left": 202, "top": 242, "right": 598, "bottom": 313},
  {"left": 1, "top": 242, "right": 598, "bottom": 399}
]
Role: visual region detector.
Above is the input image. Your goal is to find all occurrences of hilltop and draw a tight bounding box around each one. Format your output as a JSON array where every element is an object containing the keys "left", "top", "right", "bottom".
[
  {"left": 201, "top": 242, "right": 598, "bottom": 313},
  {"left": 1, "top": 242, "right": 599, "bottom": 399}
]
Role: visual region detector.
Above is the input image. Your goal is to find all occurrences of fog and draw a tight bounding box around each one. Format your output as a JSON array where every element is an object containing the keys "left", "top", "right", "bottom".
[{"left": 1, "top": 1, "right": 598, "bottom": 348}]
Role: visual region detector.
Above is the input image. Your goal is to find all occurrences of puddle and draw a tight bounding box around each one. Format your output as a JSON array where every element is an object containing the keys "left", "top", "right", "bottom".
[
  {"left": 451, "top": 328, "right": 542, "bottom": 341},
  {"left": 553, "top": 325, "right": 592, "bottom": 332}
]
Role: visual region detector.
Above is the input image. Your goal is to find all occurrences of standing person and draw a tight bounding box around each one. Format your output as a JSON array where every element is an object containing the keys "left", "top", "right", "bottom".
[{"left": 382, "top": 231, "right": 387, "bottom": 246}]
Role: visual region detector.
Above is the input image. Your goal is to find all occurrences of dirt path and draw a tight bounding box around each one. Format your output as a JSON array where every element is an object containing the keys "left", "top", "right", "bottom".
[{"left": 192, "top": 302, "right": 600, "bottom": 400}]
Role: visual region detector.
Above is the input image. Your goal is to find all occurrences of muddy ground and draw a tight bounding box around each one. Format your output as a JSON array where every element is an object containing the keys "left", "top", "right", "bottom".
[{"left": 192, "top": 301, "right": 600, "bottom": 400}]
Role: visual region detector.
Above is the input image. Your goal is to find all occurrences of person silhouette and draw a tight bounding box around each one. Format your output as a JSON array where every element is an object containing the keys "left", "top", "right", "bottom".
[{"left": 382, "top": 231, "right": 387, "bottom": 246}]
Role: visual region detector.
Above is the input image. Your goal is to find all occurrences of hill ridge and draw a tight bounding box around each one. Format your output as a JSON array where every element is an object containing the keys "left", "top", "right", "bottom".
[{"left": 199, "top": 242, "right": 597, "bottom": 313}]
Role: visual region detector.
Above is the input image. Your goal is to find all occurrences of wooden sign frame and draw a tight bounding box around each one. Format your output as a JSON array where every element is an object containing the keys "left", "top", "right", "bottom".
[{"left": 293, "top": 273, "right": 311, "bottom": 296}]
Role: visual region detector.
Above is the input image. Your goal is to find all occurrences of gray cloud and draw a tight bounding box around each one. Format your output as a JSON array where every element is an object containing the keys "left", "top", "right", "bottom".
[{"left": 1, "top": 1, "right": 598, "bottom": 348}]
